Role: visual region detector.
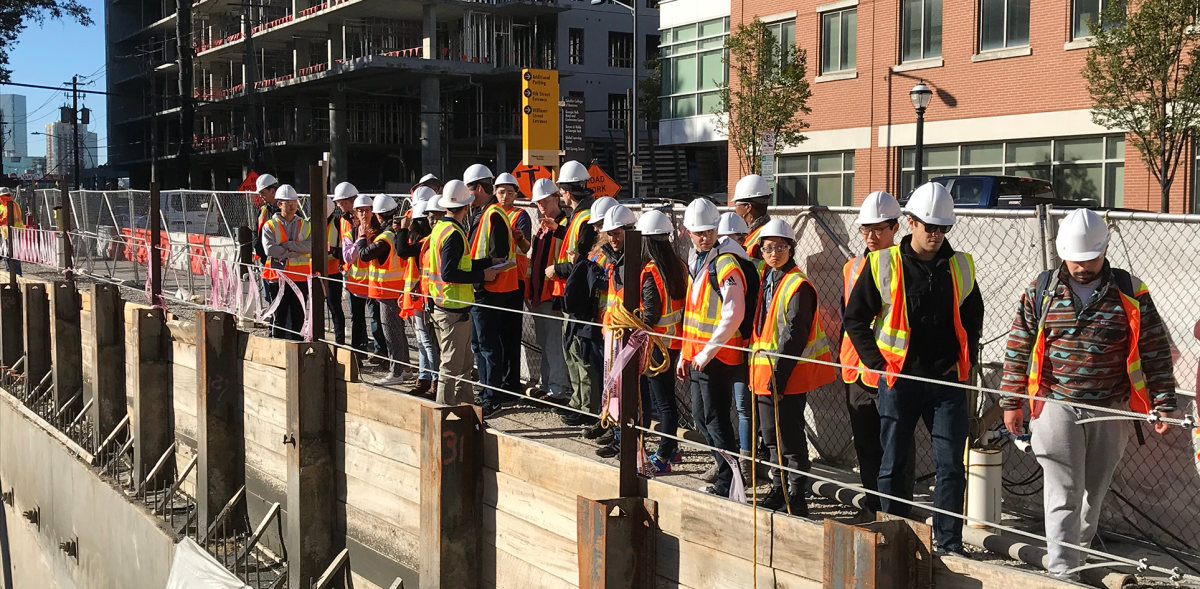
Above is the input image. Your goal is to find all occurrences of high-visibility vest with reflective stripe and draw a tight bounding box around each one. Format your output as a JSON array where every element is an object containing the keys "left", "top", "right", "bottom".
[
  {"left": 551, "top": 208, "right": 591, "bottom": 297},
  {"left": 839, "top": 255, "right": 877, "bottom": 387},
  {"left": 1026, "top": 278, "right": 1152, "bottom": 418},
  {"left": 744, "top": 224, "right": 765, "bottom": 258},
  {"left": 643, "top": 261, "right": 683, "bottom": 350},
  {"left": 428, "top": 220, "right": 475, "bottom": 309},
  {"left": 682, "top": 252, "right": 746, "bottom": 365},
  {"left": 0, "top": 199, "right": 25, "bottom": 229},
  {"left": 400, "top": 236, "right": 429, "bottom": 318},
  {"left": 592, "top": 250, "right": 612, "bottom": 321},
  {"left": 867, "top": 246, "right": 975, "bottom": 386},
  {"left": 263, "top": 217, "right": 311, "bottom": 282},
  {"left": 470, "top": 203, "right": 519, "bottom": 293},
  {"left": 749, "top": 267, "right": 836, "bottom": 395},
  {"left": 344, "top": 220, "right": 371, "bottom": 297},
  {"left": 503, "top": 207, "right": 530, "bottom": 282},
  {"left": 325, "top": 217, "right": 345, "bottom": 275},
  {"left": 254, "top": 204, "right": 273, "bottom": 264},
  {"left": 368, "top": 230, "right": 407, "bottom": 300},
  {"left": 530, "top": 214, "right": 565, "bottom": 302}
]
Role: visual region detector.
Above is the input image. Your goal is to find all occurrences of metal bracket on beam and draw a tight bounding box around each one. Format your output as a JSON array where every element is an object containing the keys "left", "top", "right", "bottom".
[
  {"left": 576, "top": 497, "right": 659, "bottom": 589},
  {"left": 823, "top": 513, "right": 933, "bottom": 589}
]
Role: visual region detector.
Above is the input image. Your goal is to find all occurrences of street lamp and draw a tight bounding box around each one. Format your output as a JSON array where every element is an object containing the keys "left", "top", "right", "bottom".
[
  {"left": 591, "top": 0, "right": 638, "bottom": 198},
  {"left": 910, "top": 80, "right": 933, "bottom": 191}
]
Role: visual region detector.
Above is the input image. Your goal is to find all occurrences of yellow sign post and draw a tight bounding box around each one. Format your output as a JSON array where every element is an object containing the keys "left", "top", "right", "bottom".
[{"left": 521, "top": 69, "right": 560, "bottom": 167}]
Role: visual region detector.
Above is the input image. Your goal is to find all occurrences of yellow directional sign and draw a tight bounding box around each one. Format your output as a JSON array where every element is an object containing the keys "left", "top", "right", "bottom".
[{"left": 522, "top": 69, "right": 560, "bottom": 167}]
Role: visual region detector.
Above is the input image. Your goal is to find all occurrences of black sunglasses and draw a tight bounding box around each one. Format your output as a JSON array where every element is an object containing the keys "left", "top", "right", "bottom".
[{"left": 918, "top": 220, "right": 953, "bottom": 235}]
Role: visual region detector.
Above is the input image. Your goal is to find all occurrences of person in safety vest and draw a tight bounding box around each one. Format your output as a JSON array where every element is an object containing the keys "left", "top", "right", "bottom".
[
  {"left": 344, "top": 194, "right": 390, "bottom": 361},
  {"left": 733, "top": 174, "right": 772, "bottom": 261},
  {"left": 463, "top": 164, "right": 521, "bottom": 416},
  {"left": 585, "top": 196, "right": 618, "bottom": 336},
  {"left": 260, "top": 185, "right": 311, "bottom": 341},
  {"left": 526, "top": 178, "right": 574, "bottom": 406},
  {"left": 718, "top": 209, "right": 764, "bottom": 485},
  {"left": 0, "top": 187, "right": 23, "bottom": 275},
  {"left": 397, "top": 187, "right": 440, "bottom": 398},
  {"left": 564, "top": 195, "right": 618, "bottom": 440},
  {"left": 253, "top": 173, "right": 282, "bottom": 270},
  {"left": 718, "top": 211, "right": 748, "bottom": 244},
  {"left": 356, "top": 195, "right": 411, "bottom": 386},
  {"left": 677, "top": 197, "right": 751, "bottom": 498},
  {"left": 843, "top": 182, "right": 984, "bottom": 557},
  {"left": 1000, "top": 208, "right": 1176, "bottom": 579},
  {"left": 324, "top": 183, "right": 357, "bottom": 346},
  {"left": 428, "top": 180, "right": 500, "bottom": 407},
  {"left": 749, "top": 219, "right": 835, "bottom": 515},
  {"left": 496, "top": 172, "right": 532, "bottom": 398},
  {"left": 592, "top": 204, "right": 638, "bottom": 457},
  {"left": 840, "top": 190, "right": 913, "bottom": 514},
  {"left": 544, "top": 161, "right": 605, "bottom": 429}
]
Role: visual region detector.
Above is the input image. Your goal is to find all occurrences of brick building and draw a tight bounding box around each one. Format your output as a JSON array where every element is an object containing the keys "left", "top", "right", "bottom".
[{"left": 659, "top": 0, "right": 1196, "bottom": 212}]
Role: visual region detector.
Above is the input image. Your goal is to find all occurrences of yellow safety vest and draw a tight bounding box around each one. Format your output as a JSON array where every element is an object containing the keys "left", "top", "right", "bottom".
[
  {"left": 428, "top": 220, "right": 475, "bottom": 309},
  {"left": 682, "top": 252, "right": 745, "bottom": 365},
  {"left": 748, "top": 267, "right": 835, "bottom": 395}
]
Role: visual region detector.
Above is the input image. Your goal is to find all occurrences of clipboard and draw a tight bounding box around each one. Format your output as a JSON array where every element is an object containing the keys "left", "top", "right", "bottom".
[{"left": 488, "top": 259, "right": 517, "bottom": 272}]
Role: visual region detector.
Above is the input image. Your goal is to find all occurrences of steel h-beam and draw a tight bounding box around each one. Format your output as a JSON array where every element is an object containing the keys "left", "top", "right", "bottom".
[
  {"left": 131, "top": 306, "right": 173, "bottom": 487},
  {"left": 50, "top": 280, "right": 83, "bottom": 415},
  {"left": 285, "top": 341, "right": 337, "bottom": 588},
  {"left": 0, "top": 284, "right": 23, "bottom": 370},
  {"left": 89, "top": 283, "right": 126, "bottom": 451},
  {"left": 419, "top": 404, "right": 483, "bottom": 589},
  {"left": 22, "top": 283, "right": 50, "bottom": 401},
  {"left": 196, "top": 310, "right": 245, "bottom": 540}
]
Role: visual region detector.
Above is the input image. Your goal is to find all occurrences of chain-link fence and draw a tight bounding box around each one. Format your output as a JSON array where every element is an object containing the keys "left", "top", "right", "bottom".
[{"left": 6, "top": 186, "right": 1198, "bottom": 556}]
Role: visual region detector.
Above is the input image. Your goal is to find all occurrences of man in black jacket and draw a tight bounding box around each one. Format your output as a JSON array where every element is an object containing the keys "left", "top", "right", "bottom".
[{"left": 843, "top": 182, "right": 984, "bottom": 557}]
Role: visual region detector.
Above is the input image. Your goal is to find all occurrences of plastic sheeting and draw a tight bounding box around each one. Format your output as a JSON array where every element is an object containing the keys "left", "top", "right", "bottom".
[{"left": 164, "top": 538, "right": 250, "bottom": 589}]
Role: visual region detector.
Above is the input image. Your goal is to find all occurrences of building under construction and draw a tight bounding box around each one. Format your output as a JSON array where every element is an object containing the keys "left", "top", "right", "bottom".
[{"left": 105, "top": 0, "right": 669, "bottom": 192}]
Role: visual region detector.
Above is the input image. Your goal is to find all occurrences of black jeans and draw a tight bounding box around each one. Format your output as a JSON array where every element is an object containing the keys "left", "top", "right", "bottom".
[
  {"left": 756, "top": 393, "right": 809, "bottom": 503},
  {"left": 646, "top": 347, "right": 680, "bottom": 458},
  {"left": 270, "top": 281, "right": 308, "bottom": 341},
  {"left": 497, "top": 289, "right": 524, "bottom": 395},
  {"left": 324, "top": 272, "right": 346, "bottom": 345},
  {"left": 471, "top": 291, "right": 510, "bottom": 405},
  {"left": 878, "top": 377, "right": 969, "bottom": 551},
  {"left": 846, "top": 381, "right": 917, "bottom": 513},
  {"left": 349, "top": 293, "right": 387, "bottom": 356},
  {"left": 689, "top": 359, "right": 739, "bottom": 495}
]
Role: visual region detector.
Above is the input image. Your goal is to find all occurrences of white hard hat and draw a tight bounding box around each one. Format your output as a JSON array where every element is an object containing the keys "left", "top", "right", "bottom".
[
  {"left": 733, "top": 174, "right": 771, "bottom": 202},
  {"left": 416, "top": 173, "right": 440, "bottom": 187},
  {"left": 441, "top": 179, "right": 473, "bottom": 209},
  {"left": 463, "top": 164, "right": 494, "bottom": 185},
  {"left": 683, "top": 198, "right": 720, "bottom": 232},
  {"left": 600, "top": 204, "right": 637, "bottom": 232},
  {"left": 759, "top": 219, "right": 796, "bottom": 241},
  {"left": 590, "top": 197, "right": 617, "bottom": 225},
  {"left": 904, "top": 182, "right": 956, "bottom": 226},
  {"left": 1056, "top": 208, "right": 1109, "bottom": 262},
  {"left": 558, "top": 160, "right": 591, "bottom": 184},
  {"left": 373, "top": 194, "right": 398, "bottom": 214},
  {"left": 636, "top": 210, "right": 674, "bottom": 236},
  {"left": 718, "top": 212, "right": 749, "bottom": 236},
  {"left": 495, "top": 173, "right": 519, "bottom": 188},
  {"left": 353, "top": 194, "right": 373, "bottom": 209},
  {"left": 411, "top": 186, "right": 436, "bottom": 203},
  {"left": 531, "top": 178, "right": 559, "bottom": 202},
  {"left": 412, "top": 199, "right": 428, "bottom": 217},
  {"left": 424, "top": 193, "right": 446, "bottom": 213},
  {"left": 255, "top": 173, "right": 279, "bottom": 192},
  {"left": 0, "top": 188, "right": 10, "bottom": 196},
  {"left": 275, "top": 184, "right": 299, "bottom": 201},
  {"left": 332, "top": 181, "right": 359, "bottom": 201},
  {"left": 857, "top": 191, "right": 902, "bottom": 224}
]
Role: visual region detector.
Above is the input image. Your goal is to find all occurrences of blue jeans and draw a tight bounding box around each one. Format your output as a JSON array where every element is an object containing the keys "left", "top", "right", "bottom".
[
  {"left": 877, "top": 376, "right": 969, "bottom": 551},
  {"left": 4, "top": 257, "right": 20, "bottom": 276},
  {"left": 349, "top": 294, "right": 387, "bottom": 356},
  {"left": 734, "top": 380, "right": 754, "bottom": 452},
  {"left": 324, "top": 272, "right": 346, "bottom": 345},
  {"left": 646, "top": 348, "right": 680, "bottom": 458},
  {"left": 471, "top": 294, "right": 507, "bottom": 404},
  {"left": 411, "top": 313, "right": 439, "bottom": 381}
]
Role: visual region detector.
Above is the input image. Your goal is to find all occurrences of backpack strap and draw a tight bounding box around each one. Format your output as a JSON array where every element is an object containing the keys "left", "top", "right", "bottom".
[
  {"left": 1033, "top": 269, "right": 1057, "bottom": 326},
  {"left": 1110, "top": 267, "right": 1135, "bottom": 298}
]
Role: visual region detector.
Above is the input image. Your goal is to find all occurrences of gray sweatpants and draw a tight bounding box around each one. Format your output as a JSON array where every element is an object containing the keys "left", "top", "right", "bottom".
[
  {"left": 1031, "top": 401, "right": 1130, "bottom": 576},
  {"left": 379, "top": 298, "right": 410, "bottom": 378},
  {"left": 531, "top": 300, "right": 572, "bottom": 399}
]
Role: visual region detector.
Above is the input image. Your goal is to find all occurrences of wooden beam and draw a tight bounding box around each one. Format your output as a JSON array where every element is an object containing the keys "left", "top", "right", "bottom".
[
  {"left": 420, "top": 404, "right": 483, "bottom": 589},
  {"left": 285, "top": 341, "right": 337, "bottom": 589},
  {"left": 196, "top": 310, "right": 246, "bottom": 540}
]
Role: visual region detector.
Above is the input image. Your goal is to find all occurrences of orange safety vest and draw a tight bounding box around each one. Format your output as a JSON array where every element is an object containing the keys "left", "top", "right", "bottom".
[
  {"left": 867, "top": 246, "right": 975, "bottom": 387},
  {"left": 601, "top": 253, "right": 620, "bottom": 326},
  {"left": 682, "top": 252, "right": 746, "bottom": 365},
  {"left": 551, "top": 208, "right": 591, "bottom": 297},
  {"left": 325, "top": 216, "right": 346, "bottom": 276},
  {"left": 367, "top": 230, "right": 406, "bottom": 300},
  {"left": 530, "top": 213, "right": 565, "bottom": 302},
  {"left": 1026, "top": 275, "right": 1152, "bottom": 418},
  {"left": 749, "top": 267, "right": 835, "bottom": 395},
  {"left": 400, "top": 236, "right": 429, "bottom": 319},
  {"left": 503, "top": 206, "right": 530, "bottom": 283},
  {"left": 839, "top": 255, "right": 877, "bottom": 387},
  {"left": 643, "top": 261, "right": 683, "bottom": 350},
  {"left": 743, "top": 223, "right": 766, "bottom": 258},
  {"left": 262, "top": 216, "right": 311, "bottom": 282},
  {"left": 470, "top": 203, "right": 519, "bottom": 293},
  {"left": 0, "top": 198, "right": 25, "bottom": 229}
]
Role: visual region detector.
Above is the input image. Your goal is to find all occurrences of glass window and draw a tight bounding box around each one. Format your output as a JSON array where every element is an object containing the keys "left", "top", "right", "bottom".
[
  {"left": 902, "top": 0, "right": 942, "bottom": 62},
  {"left": 699, "top": 50, "right": 724, "bottom": 90},
  {"left": 569, "top": 28, "right": 585, "bottom": 65},
  {"left": 768, "top": 19, "right": 796, "bottom": 63},
  {"left": 609, "top": 32, "right": 633, "bottom": 68},
  {"left": 699, "top": 18, "right": 726, "bottom": 37},
  {"left": 1073, "top": 0, "right": 1102, "bottom": 39},
  {"left": 608, "top": 93, "right": 629, "bottom": 130},
  {"left": 979, "top": 0, "right": 1029, "bottom": 51},
  {"left": 673, "top": 54, "right": 698, "bottom": 93},
  {"left": 1006, "top": 140, "right": 1051, "bottom": 164},
  {"left": 821, "top": 8, "right": 857, "bottom": 73},
  {"left": 774, "top": 151, "right": 856, "bottom": 205},
  {"left": 659, "top": 18, "right": 730, "bottom": 118},
  {"left": 963, "top": 144, "right": 1002, "bottom": 165}
]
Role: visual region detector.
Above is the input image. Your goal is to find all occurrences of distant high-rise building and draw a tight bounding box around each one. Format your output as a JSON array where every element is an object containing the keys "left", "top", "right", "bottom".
[
  {"left": 0, "top": 94, "right": 28, "bottom": 158},
  {"left": 45, "top": 121, "right": 98, "bottom": 178}
]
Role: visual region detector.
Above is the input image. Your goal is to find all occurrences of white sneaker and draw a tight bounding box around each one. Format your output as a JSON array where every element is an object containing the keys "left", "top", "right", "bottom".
[{"left": 375, "top": 375, "right": 406, "bottom": 386}]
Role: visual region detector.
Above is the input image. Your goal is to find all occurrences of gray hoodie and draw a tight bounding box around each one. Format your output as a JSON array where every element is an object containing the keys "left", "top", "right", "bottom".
[{"left": 260, "top": 213, "right": 312, "bottom": 271}]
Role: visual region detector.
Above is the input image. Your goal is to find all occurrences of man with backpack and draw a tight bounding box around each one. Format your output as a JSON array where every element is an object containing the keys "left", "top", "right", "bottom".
[
  {"left": 1000, "top": 208, "right": 1176, "bottom": 580},
  {"left": 677, "top": 198, "right": 758, "bottom": 498}
]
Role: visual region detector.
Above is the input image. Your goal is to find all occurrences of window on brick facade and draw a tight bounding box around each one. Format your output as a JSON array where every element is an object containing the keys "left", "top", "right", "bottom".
[
  {"left": 820, "top": 8, "right": 857, "bottom": 73},
  {"left": 609, "top": 32, "right": 634, "bottom": 68},
  {"left": 767, "top": 19, "right": 796, "bottom": 64},
  {"left": 569, "top": 28, "right": 585, "bottom": 65},
  {"left": 1072, "top": 0, "right": 1120, "bottom": 39},
  {"left": 979, "top": 0, "right": 1029, "bottom": 50},
  {"left": 608, "top": 93, "right": 629, "bottom": 130},
  {"left": 775, "top": 152, "right": 855, "bottom": 206},
  {"left": 901, "top": 0, "right": 942, "bottom": 62},
  {"left": 900, "top": 136, "right": 1125, "bottom": 206}
]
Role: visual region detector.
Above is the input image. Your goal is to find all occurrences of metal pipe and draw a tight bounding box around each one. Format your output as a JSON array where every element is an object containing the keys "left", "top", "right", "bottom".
[
  {"left": 54, "top": 392, "right": 82, "bottom": 421},
  {"left": 204, "top": 485, "right": 247, "bottom": 542},
  {"left": 155, "top": 455, "right": 197, "bottom": 515},
  {"left": 96, "top": 414, "right": 130, "bottom": 454},
  {"left": 234, "top": 501, "right": 280, "bottom": 567},
  {"left": 67, "top": 398, "right": 93, "bottom": 432},
  {"left": 137, "top": 440, "right": 178, "bottom": 496}
]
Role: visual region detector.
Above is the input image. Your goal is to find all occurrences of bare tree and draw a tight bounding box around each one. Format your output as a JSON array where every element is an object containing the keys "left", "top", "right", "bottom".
[
  {"left": 1083, "top": 0, "right": 1200, "bottom": 212},
  {"left": 715, "top": 18, "right": 811, "bottom": 175}
]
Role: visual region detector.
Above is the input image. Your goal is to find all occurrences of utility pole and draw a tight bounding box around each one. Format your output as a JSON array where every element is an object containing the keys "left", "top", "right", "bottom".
[
  {"left": 177, "top": 0, "right": 195, "bottom": 188},
  {"left": 72, "top": 76, "right": 81, "bottom": 191}
]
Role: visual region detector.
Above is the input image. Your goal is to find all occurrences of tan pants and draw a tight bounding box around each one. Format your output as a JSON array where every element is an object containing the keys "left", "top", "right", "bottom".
[{"left": 431, "top": 307, "right": 474, "bottom": 406}]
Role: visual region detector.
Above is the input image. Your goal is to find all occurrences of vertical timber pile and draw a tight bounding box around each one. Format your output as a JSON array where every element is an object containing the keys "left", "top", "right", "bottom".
[{"left": 420, "top": 404, "right": 483, "bottom": 589}]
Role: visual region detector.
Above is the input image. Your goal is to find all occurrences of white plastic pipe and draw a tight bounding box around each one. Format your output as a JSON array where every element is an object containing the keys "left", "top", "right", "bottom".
[{"left": 967, "top": 448, "right": 1003, "bottom": 530}]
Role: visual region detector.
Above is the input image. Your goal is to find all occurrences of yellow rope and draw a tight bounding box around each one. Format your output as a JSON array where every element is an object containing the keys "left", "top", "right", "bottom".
[{"left": 603, "top": 303, "right": 671, "bottom": 376}]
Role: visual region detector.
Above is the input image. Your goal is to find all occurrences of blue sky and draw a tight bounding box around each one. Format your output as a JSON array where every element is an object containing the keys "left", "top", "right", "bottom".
[{"left": 5, "top": 0, "right": 108, "bottom": 164}]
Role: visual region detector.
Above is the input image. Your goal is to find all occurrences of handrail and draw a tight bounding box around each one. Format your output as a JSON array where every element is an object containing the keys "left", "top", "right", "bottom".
[
  {"left": 234, "top": 501, "right": 280, "bottom": 567},
  {"left": 136, "top": 441, "right": 177, "bottom": 496},
  {"left": 311, "top": 548, "right": 351, "bottom": 589},
  {"left": 203, "top": 485, "right": 246, "bottom": 542},
  {"left": 155, "top": 455, "right": 197, "bottom": 515}
]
